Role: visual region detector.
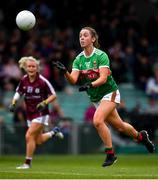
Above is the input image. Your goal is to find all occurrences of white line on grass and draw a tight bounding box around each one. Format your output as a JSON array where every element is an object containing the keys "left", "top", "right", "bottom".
[{"left": 0, "top": 170, "right": 157, "bottom": 178}]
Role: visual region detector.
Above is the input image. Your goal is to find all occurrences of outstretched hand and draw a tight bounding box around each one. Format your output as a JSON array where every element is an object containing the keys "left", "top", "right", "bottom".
[
  {"left": 36, "top": 101, "right": 47, "bottom": 111},
  {"left": 52, "top": 61, "right": 67, "bottom": 74},
  {"left": 78, "top": 82, "right": 93, "bottom": 92},
  {"left": 9, "top": 103, "right": 16, "bottom": 112}
]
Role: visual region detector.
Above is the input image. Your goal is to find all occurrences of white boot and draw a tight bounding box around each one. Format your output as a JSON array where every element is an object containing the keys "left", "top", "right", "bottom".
[{"left": 16, "top": 163, "right": 30, "bottom": 169}]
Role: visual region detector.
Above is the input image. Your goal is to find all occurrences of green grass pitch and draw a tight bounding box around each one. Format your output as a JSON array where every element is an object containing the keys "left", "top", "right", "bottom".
[{"left": 0, "top": 154, "right": 157, "bottom": 179}]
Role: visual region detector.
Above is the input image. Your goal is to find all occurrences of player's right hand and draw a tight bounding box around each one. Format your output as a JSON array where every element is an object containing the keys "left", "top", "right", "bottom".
[
  {"left": 9, "top": 104, "right": 16, "bottom": 112},
  {"left": 52, "top": 61, "right": 67, "bottom": 74}
]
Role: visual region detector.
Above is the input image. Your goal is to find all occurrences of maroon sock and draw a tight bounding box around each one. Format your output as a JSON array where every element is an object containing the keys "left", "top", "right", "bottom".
[
  {"left": 25, "top": 158, "right": 32, "bottom": 165},
  {"left": 105, "top": 147, "right": 115, "bottom": 155},
  {"left": 137, "top": 132, "right": 143, "bottom": 142}
]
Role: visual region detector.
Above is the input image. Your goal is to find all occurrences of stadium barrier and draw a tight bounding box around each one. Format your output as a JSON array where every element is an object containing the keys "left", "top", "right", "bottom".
[{"left": 0, "top": 117, "right": 158, "bottom": 155}]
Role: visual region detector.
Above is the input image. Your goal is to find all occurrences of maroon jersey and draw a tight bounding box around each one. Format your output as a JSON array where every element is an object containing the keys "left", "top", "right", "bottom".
[{"left": 16, "top": 73, "right": 56, "bottom": 120}]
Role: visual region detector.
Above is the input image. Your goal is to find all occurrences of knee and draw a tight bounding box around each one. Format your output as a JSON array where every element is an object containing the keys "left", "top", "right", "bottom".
[
  {"left": 25, "top": 131, "right": 34, "bottom": 142},
  {"left": 93, "top": 117, "right": 104, "bottom": 129}
]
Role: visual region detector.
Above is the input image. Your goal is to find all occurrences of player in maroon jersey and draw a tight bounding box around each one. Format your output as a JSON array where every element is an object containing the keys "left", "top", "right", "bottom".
[{"left": 9, "top": 56, "right": 64, "bottom": 169}]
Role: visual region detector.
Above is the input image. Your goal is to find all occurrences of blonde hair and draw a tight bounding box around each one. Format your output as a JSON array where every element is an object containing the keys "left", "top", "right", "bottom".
[
  {"left": 19, "top": 56, "right": 40, "bottom": 71},
  {"left": 81, "top": 27, "right": 100, "bottom": 48}
]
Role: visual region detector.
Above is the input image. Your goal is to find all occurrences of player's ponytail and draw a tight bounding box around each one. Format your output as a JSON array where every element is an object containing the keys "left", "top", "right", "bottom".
[
  {"left": 18, "top": 56, "right": 40, "bottom": 72},
  {"left": 82, "top": 27, "right": 100, "bottom": 48}
]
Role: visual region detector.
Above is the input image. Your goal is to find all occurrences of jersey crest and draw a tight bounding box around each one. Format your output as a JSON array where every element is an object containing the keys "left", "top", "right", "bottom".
[
  {"left": 93, "top": 60, "right": 97, "bottom": 69},
  {"left": 35, "top": 88, "right": 40, "bottom": 93},
  {"left": 27, "top": 86, "right": 33, "bottom": 93}
]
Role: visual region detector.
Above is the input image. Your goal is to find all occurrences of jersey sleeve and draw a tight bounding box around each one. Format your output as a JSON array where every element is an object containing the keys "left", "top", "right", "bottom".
[
  {"left": 72, "top": 57, "right": 80, "bottom": 71},
  {"left": 16, "top": 80, "right": 24, "bottom": 95},
  {"left": 39, "top": 75, "right": 56, "bottom": 96},
  {"left": 45, "top": 80, "right": 56, "bottom": 96},
  {"left": 99, "top": 53, "right": 110, "bottom": 68}
]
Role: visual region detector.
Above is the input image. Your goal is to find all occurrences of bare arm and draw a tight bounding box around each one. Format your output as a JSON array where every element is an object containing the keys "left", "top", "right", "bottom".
[
  {"left": 45, "top": 94, "right": 57, "bottom": 104},
  {"left": 91, "top": 67, "right": 109, "bottom": 87},
  {"left": 64, "top": 70, "right": 80, "bottom": 85}
]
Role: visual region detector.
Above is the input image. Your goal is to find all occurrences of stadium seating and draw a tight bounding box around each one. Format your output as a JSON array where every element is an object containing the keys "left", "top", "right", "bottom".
[
  {"left": 57, "top": 87, "right": 90, "bottom": 122},
  {"left": 119, "top": 83, "right": 148, "bottom": 110},
  {"left": 57, "top": 84, "right": 148, "bottom": 122}
]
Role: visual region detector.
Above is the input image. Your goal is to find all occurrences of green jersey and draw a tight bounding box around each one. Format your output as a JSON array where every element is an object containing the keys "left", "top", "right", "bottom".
[{"left": 72, "top": 48, "right": 118, "bottom": 102}]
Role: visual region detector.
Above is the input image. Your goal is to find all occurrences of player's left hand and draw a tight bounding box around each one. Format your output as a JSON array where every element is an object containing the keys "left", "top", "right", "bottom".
[
  {"left": 36, "top": 100, "right": 47, "bottom": 111},
  {"left": 52, "top": 61, "right": 67, "bottom": 74},
  {"left": 78, "top": 82, "right": 93, "bottom": 92}
]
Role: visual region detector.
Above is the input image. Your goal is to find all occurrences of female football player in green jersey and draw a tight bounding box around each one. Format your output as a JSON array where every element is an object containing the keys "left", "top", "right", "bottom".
[{"left": 53, "top": 27, "right": 155, "bottom": 167}]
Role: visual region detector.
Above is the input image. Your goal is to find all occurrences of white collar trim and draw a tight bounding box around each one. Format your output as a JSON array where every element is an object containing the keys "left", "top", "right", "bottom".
[{"left": 83, "top": 47, "right": 96, "bottom": 58}]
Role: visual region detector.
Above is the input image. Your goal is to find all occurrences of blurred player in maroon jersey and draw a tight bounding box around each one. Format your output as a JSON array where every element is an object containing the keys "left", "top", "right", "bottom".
[{"left": 9, "top": 56, "right": 63, "bottom": 169}]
